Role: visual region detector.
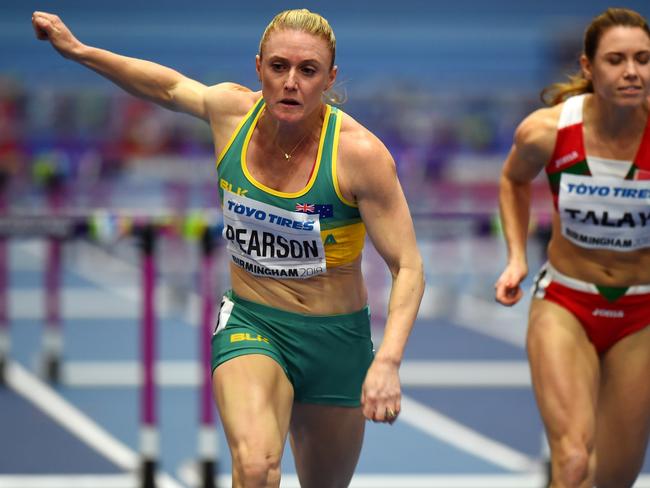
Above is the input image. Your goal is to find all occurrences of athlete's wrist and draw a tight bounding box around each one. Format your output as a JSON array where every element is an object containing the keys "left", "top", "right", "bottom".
[{"left": 373, "top": 352, "right": 401, "bottom": 367}]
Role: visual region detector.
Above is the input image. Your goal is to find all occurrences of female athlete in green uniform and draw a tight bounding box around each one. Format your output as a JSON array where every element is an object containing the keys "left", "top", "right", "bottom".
[{"left": 33, "top": 9, "right": 424, "bottom": 487}]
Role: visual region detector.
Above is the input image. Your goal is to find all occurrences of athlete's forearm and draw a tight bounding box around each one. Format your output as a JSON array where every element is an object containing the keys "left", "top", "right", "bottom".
[
  {"left": 374, "top": 262, "right": 424, "bottom": 366},
  {"left": 73, "top": 45, "right": 190, "bottom": 111},
  {"left": 499, "top": 173, "right": 531, "bottom": 266},
  {"left": 33, "top": 12, "right": 204, "bottom": 115}
]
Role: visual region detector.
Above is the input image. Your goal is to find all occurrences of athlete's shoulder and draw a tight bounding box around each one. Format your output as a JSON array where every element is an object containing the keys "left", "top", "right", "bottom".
[
  {"left": 516, "top": 104, "right": 561, "bottom": 144},
  {"left": 337, "top": 109, "right": 392, "bottom": 167},
  {"left": 513, "top": 104, "right": 562, "bottom": 160},
  {"left": 204, "top": 84, "right": 261, "bottom": 120},
  {"left": 334, "top": 108, "right": 396, "bottom": 202}
]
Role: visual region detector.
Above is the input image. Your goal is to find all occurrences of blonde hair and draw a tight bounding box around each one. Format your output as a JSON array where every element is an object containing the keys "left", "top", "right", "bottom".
[
  {"left": 259, "top": 9, "right": 336, "bottom": 68},
  {"left": 259, "top": 9, "right": 345, "bottom": 104},
  {"left": 541, "top": 7, "right": 650, "bottom": 106}
]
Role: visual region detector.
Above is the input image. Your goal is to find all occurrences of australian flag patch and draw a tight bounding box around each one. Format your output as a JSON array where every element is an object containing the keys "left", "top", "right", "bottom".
[{"left": 295, "top": 203, "right": 334, "bottom": 219}]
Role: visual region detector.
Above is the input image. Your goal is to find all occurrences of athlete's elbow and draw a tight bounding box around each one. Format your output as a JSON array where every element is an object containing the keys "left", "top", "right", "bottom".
[
  {"left": 415, "top": 260, "right": 426, "bottom": 294},
  {"left": 393, "top": 255, "right": 424, "bottom": 285}
]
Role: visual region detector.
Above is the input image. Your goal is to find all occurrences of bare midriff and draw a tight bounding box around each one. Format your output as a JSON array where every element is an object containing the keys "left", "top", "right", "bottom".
[
  {"left": 547, "top": 212, "right": 650, "bottom": 286},
  {"left": 229, "top": 255, "right": 369, "bottom": 315}
]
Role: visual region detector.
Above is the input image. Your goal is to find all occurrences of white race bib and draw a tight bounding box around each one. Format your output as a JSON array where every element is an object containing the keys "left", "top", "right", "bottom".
[
  {"left": 222, "top": 190, "right": 327, "bottom": 279},
  {"left": 558, "top": 173, "right": 650, "bottom": 251}
]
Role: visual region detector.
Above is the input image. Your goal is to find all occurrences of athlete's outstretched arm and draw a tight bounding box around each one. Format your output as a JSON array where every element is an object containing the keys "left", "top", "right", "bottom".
[
  {"left": 344, "top": 127, "right": 424, "bottom": 424},
  {"left": 495, "top": 110, "right": 552, "bottom": 306},
  {"left": 32, "top": 11, "right": 209, "bottom": 120}
]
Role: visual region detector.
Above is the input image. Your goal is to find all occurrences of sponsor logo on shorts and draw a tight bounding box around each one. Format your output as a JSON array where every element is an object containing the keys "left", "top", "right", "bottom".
[
  {"left": 230, "top": 332, "right": 270, "bottom": 343},
  {"left": 592, "top": 308, "right": 624, "bottom": 318}
]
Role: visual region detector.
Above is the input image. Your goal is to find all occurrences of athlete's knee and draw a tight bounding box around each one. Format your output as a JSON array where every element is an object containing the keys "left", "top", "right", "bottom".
[
  {"left": 238, "top": 457, "right": 281, "bottom": 488},
  {"left": 232, "top": 445, "right": 282, "bottom": 487},
  {"left": 551, "top": 438, "right": 593, "bottom": 487}
]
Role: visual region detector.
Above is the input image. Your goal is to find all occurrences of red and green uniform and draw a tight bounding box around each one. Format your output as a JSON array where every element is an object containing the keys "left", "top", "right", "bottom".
[{"left": 535, "top": 94, "right": 650, "bottom": 353}]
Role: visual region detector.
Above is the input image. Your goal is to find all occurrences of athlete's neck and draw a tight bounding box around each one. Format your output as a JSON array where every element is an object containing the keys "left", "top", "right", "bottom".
[
  {"left": 259, "top": 104, "right": 325, "bottom": 152},
  {"left": 586, "top": 94, "right": 648, "bottom": 140}
]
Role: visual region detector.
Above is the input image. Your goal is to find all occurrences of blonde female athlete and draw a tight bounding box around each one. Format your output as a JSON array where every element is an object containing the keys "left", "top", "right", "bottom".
[
  {"left": 495, "top": 8, "right": 650, "bottom": 488},
  {"left": 32, "top": 9, "right": 424, "bottom": 488}
]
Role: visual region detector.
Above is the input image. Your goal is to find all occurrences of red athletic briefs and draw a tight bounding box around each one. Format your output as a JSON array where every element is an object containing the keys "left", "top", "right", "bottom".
[{"left": 533, "top": 263, "right": 650, "bottom": 354}]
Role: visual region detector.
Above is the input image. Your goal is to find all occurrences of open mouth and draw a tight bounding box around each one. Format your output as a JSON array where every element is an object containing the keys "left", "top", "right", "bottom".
[{"left": 279, "top": 99, "right": 301, "bottom": 106}]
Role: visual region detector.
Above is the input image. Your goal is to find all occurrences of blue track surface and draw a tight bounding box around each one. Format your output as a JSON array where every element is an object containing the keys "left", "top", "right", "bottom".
[{"left": 2, "top": 237, "right": 649, "bottom": 487}]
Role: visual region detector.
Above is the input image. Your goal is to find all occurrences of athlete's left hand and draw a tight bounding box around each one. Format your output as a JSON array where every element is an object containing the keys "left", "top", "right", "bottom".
[
  {"left": 494, "top": 260, "right": 527, "bottom": 306},
  {"left": 361, "top": 357, "right": 401, "bottom": 424}
]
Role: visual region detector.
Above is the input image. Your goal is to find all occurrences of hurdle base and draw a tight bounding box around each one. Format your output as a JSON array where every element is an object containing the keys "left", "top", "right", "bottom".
[
  {"left": 42, "top": 354, "right": 61, "bottom": 383},
  {"left": 141, "top": 458, "right": 156, "bottom": 488},
  {"left": 201, "top": 458, "right": 217, "bottom": 488}
]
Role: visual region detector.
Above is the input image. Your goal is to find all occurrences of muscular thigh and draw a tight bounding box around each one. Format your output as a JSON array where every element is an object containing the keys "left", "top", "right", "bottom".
[
  {"left": 596, "top": 325, "right": 650, "bottom": 485},
  {"left": 213, "top": 355, "right": 294, "bottom": 458},
  {"left": 527, "top": 299, "right": 600, "bottom": 442},
  {"left": 289, "top": 403, "right": 365, "bottom": 488}
]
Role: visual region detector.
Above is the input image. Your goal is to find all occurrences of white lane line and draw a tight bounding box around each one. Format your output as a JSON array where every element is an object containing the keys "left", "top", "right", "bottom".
[
  {"left": 181, "top": 467, "right": 546, "bottom": 488},
  {"left": 0, "top": 474, "right": 188, "bottom": 488},
  {"left": 451, "top": 293, "right": 529, "bottom": 348},
  {"left": 7, "top": 361, "right": 138, "bottom": 470},
  {"left": 0, "top": 474, "right": 135, "bottom": 488},
  {"left": 347, "top": 474, "right": 650, "bottom": 488},
  {"left": 5, "top": 361, "right": 184, "bottom": 488},
  {"left": 212, "top": 473, "right": 550, "bottom": 488},
  {"left": 401, "top": 360, "right": 531, "bottom": 387},
  {"left": 347, "top": 474, "right": 546, "bottom": 488},
  {"left": 9, "top": 286, "right": 191, "bottom": 321},
  {"left": 62, "top": 361, "right": 201, "bottom": 387},
  {"left": 61, "top": 360, "right": 532, "bottom": 388},
  {"left": 4, "top": 472, "right": 650, "bottom": 488},
  {"left": 400, "top": 394, "right": 538, "bottom": 472},
  {"left": 10, "top": 289, "right": 139, "bottom": 319}
]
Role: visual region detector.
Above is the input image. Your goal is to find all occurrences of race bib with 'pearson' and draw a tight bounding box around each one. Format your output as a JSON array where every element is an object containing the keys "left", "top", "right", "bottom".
[
  {"left": 558, "top": 173, "right": 650, "bottom": 251},
  {"left": 222, "top": 190, "right": 326, "bottom": 279}
]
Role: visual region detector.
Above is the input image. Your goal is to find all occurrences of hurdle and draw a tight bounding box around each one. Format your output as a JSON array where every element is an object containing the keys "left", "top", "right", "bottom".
[
  {"left": 0, "top": 172, "right": 8, "bottom": 384},
  {"left": 0, "top": 210, "right": 87, "bottom": 387},
  {"left": 138, "top": 223, "right": 158, "bottom": 488},
  {"left": 198, "top": 225, "right": 218, "bottom": 488},
  {"left": 32, "top": 153, "right": 72, "bottom": 383},
  {"left": 0, "top": 208, "right": 224, "bottom": 488},
  {"left": 42, "top": 179, "right": 65, "bottom": 383}
]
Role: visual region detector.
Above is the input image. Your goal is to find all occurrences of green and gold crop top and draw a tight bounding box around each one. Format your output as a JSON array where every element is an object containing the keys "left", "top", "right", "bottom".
[{"left": 216, "top": 98, "right": 365, "bottom": 279}]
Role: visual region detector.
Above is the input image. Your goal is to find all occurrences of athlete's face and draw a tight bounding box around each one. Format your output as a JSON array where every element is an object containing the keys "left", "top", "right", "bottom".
[
  {"left": 256, "top": 29, "right": 337, "bottom": 124},
  {"left": 582, "top": 26, "right": 650, "bottom": 107}
]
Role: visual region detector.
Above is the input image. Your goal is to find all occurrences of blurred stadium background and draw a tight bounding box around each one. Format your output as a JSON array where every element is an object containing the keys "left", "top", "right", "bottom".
[{"left": 2, "top": 0, "right": 646, "bottom": 209}]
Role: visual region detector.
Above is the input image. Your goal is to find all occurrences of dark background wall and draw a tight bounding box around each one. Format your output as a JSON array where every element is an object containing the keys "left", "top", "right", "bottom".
[{"left": 4, "top": 1, "right": 649, "bottom": 92}]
